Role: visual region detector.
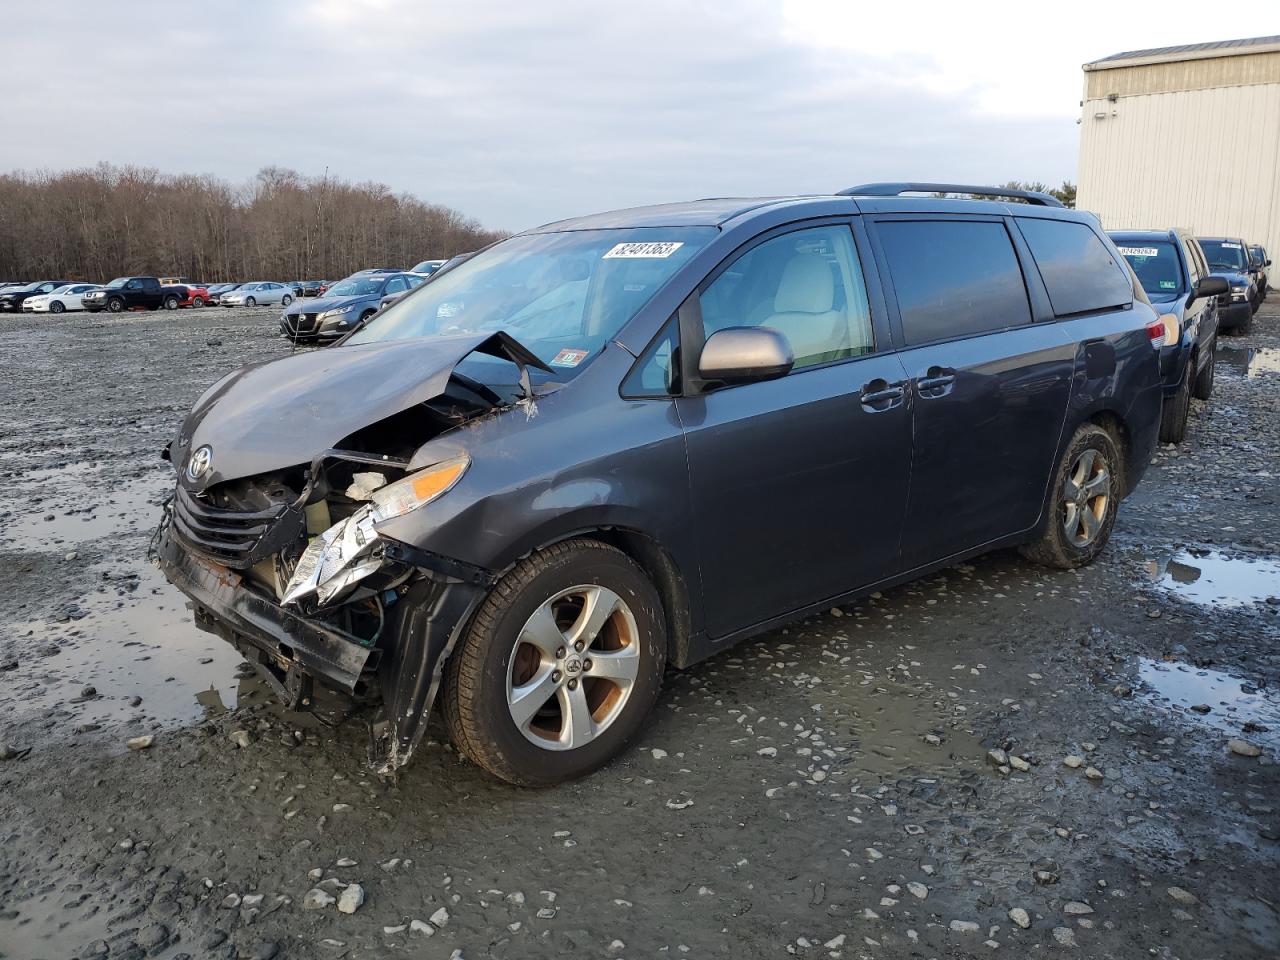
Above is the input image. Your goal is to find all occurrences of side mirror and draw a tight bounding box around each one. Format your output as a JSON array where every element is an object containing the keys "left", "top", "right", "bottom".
[
  {"left": 1194, "top": 277, "right": 1229, "bottom": 299},
  {"left": 698, "top": 327, "right": 794, "bottom": 385}
]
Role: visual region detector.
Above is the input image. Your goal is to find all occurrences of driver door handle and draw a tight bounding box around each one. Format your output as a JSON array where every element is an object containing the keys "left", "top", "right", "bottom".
[
  {"left": 917, "top": 366, "right": 956, "bottom": 397},
  {"left": 860, "top": 379, "right": 906, "bottom": 411}
]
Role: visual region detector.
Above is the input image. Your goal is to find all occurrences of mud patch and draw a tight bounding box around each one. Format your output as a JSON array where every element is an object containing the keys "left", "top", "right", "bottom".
[
  {"left": 1145, "top": 548, "right": 1280, "bottom": 608},
  {"left": 0, "top": 466, "right": 171, "bottom": 551},
  {"left": 1216, "top": 345, "right": 1280, "bottom": 379},
  {"left": 1135, "top": 657, "right": 1280, "bottom": 747},
  {"left": 0, "top": 559, "right": 246, "bottom": 737}
]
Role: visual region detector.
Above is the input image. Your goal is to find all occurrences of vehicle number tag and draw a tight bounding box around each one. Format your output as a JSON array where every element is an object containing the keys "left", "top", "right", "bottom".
[
  {"left": 1117, "top": 246, "right": 1159, "bottom": 258},
  {"left": 603, "top": 242, "right": 684, "bottom": 259}
]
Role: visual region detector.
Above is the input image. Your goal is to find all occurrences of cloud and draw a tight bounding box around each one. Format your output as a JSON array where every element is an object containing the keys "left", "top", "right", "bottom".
[{"left": 5, "top": 0, "right": 1244, "bottom": 230}]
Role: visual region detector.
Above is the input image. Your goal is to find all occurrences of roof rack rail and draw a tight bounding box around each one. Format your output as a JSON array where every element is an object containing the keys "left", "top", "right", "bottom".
[{"left": 838, "top": 182, "right": 1064, "bottom": 208}]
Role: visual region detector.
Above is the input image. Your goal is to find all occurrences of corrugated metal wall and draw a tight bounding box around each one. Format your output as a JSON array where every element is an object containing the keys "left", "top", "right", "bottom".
[{"left": 1077, "top": 74, "right": 1280, "bottom": 267}]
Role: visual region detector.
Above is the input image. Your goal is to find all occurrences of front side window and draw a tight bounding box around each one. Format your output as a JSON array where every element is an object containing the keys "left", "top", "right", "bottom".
[
  {"left": 349, "top": 227, "right": 715, "bottom": 382},
  {"left": 698, "top": 225, "right": 873, "bottom": 368},
  {"left": 1113, "top": 240, "right": 1182, "bottom": 300},
  {"left": 877, "top": 219, "right": 1031, "bottom": 345},
  {"left": 1018, "top": 218, "right": 1131, "bottom": 316}
]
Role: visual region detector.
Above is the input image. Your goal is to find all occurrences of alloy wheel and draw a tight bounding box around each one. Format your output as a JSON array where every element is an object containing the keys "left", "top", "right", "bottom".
[
  {"left": 506, "top": 584, "right": 640, "bottom": 751},
  {"left": 1062, "top": 448, "right": 1110, "bottom": 547}
]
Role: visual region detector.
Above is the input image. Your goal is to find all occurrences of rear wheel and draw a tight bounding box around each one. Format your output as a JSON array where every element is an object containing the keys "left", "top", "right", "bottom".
[
  {"left": 163, "top": 295, "right": 179, "bottom": 310},
  {"left": 1159, "top": 359, "right": 1192, "bottom": 444},
  {"left": 443, "top": 539, "right": 667, "bottom": 786},
  {"left": 1193, "top": 342, "right": 1215, "bottom": 400},
  {"left": 49, "top": 300, "right": 65, "bottom": 314},
  {"left": 1020, "top": 424, "right": 1121, "bottom": 570}
]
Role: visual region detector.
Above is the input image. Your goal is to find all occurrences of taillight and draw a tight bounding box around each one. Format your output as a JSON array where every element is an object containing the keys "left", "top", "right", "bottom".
[{"left": 1145, "top": 318, "right": 1165, "bottom": 348}]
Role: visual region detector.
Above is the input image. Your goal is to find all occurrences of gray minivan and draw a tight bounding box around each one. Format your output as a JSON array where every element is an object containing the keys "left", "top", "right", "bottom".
[{"left": 156, "top": 183, "right": 1163, "bottom": 785}]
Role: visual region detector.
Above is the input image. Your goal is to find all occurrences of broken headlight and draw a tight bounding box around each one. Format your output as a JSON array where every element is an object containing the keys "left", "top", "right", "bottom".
[{"left": 281, "top": 455, "right": 470, "bottom": 607}]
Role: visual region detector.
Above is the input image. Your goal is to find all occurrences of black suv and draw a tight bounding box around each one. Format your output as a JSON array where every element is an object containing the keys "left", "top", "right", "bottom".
[
  {"left": 83, "top": 277, "right": 168, "bottom": 313},
  {"left": 1250, "top": 245, "right": 1270, "bottom": 302},
  {"left": 1197, "top": 237, "right": 1257, "bottom": 333},
  {"left": 1111, "top": 230, "right": 1228, "bottom": 443},
  {"left": 0, "top": 279, "right": 74, "bottom": 311},
  {"left": 156, "top": 182, "right": 1163, "bottom": 785}
]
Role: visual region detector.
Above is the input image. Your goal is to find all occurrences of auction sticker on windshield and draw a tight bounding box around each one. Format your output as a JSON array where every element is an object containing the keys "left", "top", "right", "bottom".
[
  {"left": 603, "top": 241, "right": 684, "bottom": 259},
  {"left": 1118, "top": 247, "right": 1159, "bottom": 258},
  {"left": 550, "top": 348, "right": 589, "bottom": 367}
]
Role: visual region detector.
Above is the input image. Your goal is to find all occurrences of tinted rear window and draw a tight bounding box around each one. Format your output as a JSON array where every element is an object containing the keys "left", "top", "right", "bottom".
[
  {"left": 1018, "top": 218, "right": 1131, "bottom": 316},
  {"left": 877, "top": 220, "right": 1031, "bottom": 346}
]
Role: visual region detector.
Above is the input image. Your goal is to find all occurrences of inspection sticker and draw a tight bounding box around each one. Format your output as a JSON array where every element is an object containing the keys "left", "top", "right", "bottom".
[
  {"left": 550, "top": 348, "right": 590, "bottom": 368},
  {"left": 1159, "top": 280, "right": 1178, "bottom": 289},
  {"left": 1117, "top": 246, "right": 1159, "bottom": 258},
  {"left": 603, "top": 241, "right": 684, "bottom": 259}
]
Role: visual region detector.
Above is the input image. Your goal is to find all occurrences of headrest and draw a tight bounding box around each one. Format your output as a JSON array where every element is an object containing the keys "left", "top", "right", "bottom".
[{"left": 773, "top": 254, "right": 834, "bottom": 314}]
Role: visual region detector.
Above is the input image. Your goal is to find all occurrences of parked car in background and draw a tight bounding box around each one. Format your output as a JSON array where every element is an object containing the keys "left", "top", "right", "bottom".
[
  {"left": 21, "top": 283, "right": 103, "bottom": 314},
  {"left": 351, "top": 268, "right": 401, "bottom": 276},
  {"left": 220, "top": 282, "right": 294, "bottom": 308},
  {"left": 1250, "top": 244, "right": 1270, "bottom": 300},
  {"left": 83, "top": 277, "right": 167, "bottom": 312},
  {"left": 1198, "top": 236, "right": 1257, "bottom": 332},
  {"left": 280, "top": 271, "right": 423, "bottom": 342},
  {"left": 286, "top": 281, "right": 305, "bottom": 298},
  {"left": 410, "top": 259, "right": 446, "bottom": 276},
  {"left": 1112, "top": 230, "right": 1228, "bottom": 444},
  {"left": 301, "top": 279, "right": 329, "bottom": 297},
  {"left": 0, "top": 279, "right": 75, "bottom": 312},
  {"left": 159, "top": 181, "right": 1163, "bottom": 785},
  {"left": 159, "top": 277, "right": 198, "bottom": 286},
  {"left": 167, "top": 283, "right": 211, "bottom": 308},
  {"left": 206, "top": 283, "right": 241, "bottom": 305}
]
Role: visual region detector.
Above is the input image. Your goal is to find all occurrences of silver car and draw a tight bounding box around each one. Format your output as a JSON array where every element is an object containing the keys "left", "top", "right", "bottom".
[{"left": 220, "top": 282, "right": 294, "bottom": 308}]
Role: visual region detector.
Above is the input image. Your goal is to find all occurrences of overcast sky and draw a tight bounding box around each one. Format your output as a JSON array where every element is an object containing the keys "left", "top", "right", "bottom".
[{"left": 3, "top": 1, "right": 1277, "bottom": 231}]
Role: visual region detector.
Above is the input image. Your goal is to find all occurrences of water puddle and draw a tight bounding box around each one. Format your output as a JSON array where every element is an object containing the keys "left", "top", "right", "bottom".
[
  {"left": 1144, "top": 549, "right": 1280, "bottom": 608},
  {"left": 1135, "top": 658, "right": 1279, "bottom": 747},
  {"left": 0, "top": 559, "right": 247, "bottom": 734},
  {"left": 0, "top": 466, "right": 171, "bottom": 551},
  {"left": 1216, "top": 345, "right": 1280, "bottom": 379}
]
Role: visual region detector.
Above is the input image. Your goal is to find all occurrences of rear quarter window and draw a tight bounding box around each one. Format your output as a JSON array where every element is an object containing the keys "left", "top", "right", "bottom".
[
  {"left": 1017, "top": 218, "right": 1131, "bottom": 316},
  {"left": 876, "top": 219, "right": 1031, "bottom": 346}
]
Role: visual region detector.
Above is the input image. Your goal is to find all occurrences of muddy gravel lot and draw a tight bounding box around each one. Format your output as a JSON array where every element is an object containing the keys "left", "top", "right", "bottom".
[{"left": 1, "top": 301, "right": 1277, "bottom": 960}]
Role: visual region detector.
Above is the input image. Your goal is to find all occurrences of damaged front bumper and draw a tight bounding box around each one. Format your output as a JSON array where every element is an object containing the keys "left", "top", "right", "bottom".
[{"left": 155, "top": 516, "right": 491, "bottom": 772}]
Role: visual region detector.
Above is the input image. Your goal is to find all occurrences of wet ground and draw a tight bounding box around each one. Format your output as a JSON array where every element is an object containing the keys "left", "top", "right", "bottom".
[{"left": 0, "top": 301, "right": 1277, "bottom": 959}]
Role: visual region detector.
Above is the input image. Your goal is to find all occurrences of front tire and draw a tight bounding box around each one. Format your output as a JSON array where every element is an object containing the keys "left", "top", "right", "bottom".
[
  {"left": 192, "top": 296, "right": 204, "bottom": 308},
  {"left": 1020, "top": 423, "right": 1121, "bottom": 570},
  {"left": 245, "top": 296, "right": 257, "bottom": 307},
  {"left": 1159, "top": 359, "right": 1192, "bottom": 444},
  {"left": 107, "top": 298, "right": 124, "bottom": 313},
  {"left": 49, "top": 301, "right": 65, "bottom": 314},
  {"left": 443, "top": 539, "right": 667, "bottom": 786}
]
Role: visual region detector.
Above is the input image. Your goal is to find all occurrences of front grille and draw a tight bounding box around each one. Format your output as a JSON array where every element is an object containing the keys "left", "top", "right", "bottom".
[
  {"left": 297, "top": 313, "right": 318, "bottom": 332},
  {"left": 172, "top": 485, "right": 304, "bottom": 569}
]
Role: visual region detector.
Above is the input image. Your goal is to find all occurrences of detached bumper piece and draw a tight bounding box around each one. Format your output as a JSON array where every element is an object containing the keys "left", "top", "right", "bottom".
[{"left": 156, "top": 521, "right": 376, "bottom": 695}]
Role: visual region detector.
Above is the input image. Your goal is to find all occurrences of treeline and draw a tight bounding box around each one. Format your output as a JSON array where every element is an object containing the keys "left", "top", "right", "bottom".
[{"left": 0, "top": 164, "right": 506, "bottom": 282}]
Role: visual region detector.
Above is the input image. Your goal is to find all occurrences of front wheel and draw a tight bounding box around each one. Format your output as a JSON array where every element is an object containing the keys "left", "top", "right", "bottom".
[
  {"left": 281, "top": 294, "right": 293, "bottom": 306},
  {"left": 245, "top": 296, "right": 257, "bottom": 307},
  {"left": 1020, "top": 423, "right": 1121, "bottom": 570},
  {"left": 107, "top": 298, "right": 124, "bottom": 313},
  {"left": 191, "top": 296, "right": 204, "bottom": 308},
  {"left": 49, "top": 301, "right": 65, "bottom": 314},
  {"left": 442, "top": 539, "right": 667, "bottom": 786},
  {"left": 1159, "top": 359, "right": 1192, "bottom": 444}
]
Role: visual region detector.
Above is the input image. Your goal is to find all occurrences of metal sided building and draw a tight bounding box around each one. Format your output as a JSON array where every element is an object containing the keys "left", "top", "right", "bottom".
[{"left": 1077, "top": 36, "right": 1280, "bottom": 261}]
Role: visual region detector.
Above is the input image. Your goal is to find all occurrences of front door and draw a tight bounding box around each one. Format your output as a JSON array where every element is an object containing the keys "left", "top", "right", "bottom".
[{"left": 676, "top": 222, "right": 913, "bottom": 639}]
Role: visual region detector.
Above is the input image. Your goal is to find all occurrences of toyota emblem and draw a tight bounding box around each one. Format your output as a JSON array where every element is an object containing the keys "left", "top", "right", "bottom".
[{"left": 186, "top": 445, "right": 213, "bottom": 482}]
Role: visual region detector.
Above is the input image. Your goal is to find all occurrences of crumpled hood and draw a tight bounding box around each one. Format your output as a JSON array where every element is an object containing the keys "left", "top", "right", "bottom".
[
  {"left": 173, "top": 333, "right": 508, "bottom": 492},
  {"left": 284, "top": 294, "right": 373, "bottom": 316}
]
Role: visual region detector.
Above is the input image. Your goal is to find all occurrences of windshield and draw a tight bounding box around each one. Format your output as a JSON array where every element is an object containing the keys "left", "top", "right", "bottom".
[
  {"left": 1115, "top": 242, "right": 1181, "bottom": 299},
  {"left": 105, "top": 278, "right": 129, "bottom": 289},
  {"left": 348, "top": 228, "right": 714, "bottom": 378},
  {"left": 327, "top": 276, "right": 389, "bottom": 298},
  {"left": 1200, "top": 239, "right": 1247, "bottom": 271},
  {"left": 412, "top": 260, "right": 443, "bottom": 274}
]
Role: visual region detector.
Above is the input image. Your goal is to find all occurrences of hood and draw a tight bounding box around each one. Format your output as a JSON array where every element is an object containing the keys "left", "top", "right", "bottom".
[
  {"left": 285, "top": 294, "right": 373, "bottom": 316},
  {"left": 1208, "top": 268, "right": 1250, "bottom": 284},
  {"left": 173, "top": 332, "right": 546, "bottom": 491}
]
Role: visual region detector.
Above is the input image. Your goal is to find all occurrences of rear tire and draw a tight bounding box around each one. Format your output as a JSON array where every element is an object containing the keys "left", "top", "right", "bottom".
[
  {"left": 442, "top": 539, "right": 667, "bottom": 786},
  {"left": 1020, "top": 423, "right": 1121, "bottom": 570},
  {"left": 163, "top": 295, "right": 179, "bottom": 310},
  {"left": 1193, "top": 343, "right": 1215, "bottom": 400},
  {"left": 1159, "top": 359, "right": 1192, "bottom": 444}
]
